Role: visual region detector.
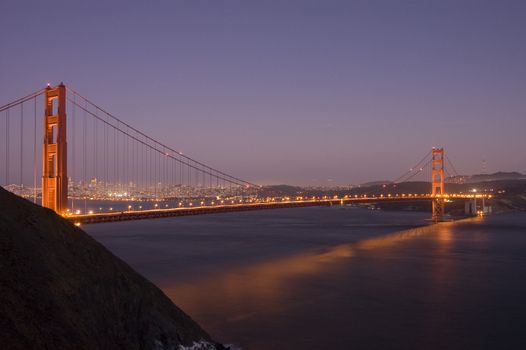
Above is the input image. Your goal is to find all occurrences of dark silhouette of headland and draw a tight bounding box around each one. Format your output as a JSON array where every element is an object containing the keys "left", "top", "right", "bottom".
[{"left": 0, "top": 186, "right": 225, "bottom": 350}]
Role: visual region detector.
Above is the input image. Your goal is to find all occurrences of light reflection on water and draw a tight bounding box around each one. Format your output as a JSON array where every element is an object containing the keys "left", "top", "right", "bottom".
[
  {"left": 87, "top": 209, "right": 526, "bottom": 350},
  {"left": 164, "top": 223, "right": 446, "bottom": 306}
]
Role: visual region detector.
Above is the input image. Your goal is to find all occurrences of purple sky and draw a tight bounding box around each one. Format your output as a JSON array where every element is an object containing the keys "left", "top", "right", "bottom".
[{"left": 1, "top": 0, "right": 525, "bottom": 185}]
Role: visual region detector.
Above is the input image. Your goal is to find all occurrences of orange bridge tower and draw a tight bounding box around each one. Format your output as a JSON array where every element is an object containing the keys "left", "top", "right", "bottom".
[
  {"left": 42, "top": 83, "right": 68, "bottom": 214},
  {"left": 431, "top": 147, "right": 445, "bottom": 221}
]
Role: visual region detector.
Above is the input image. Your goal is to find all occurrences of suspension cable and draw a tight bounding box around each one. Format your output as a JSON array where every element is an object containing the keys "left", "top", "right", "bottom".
[
  {"left": 392, "top": 150, "right": 432, "bottom": 183},
  {"left": 0, "top": 89, "right": 45, "bottom": 112},
  {"left": 396, "top": 159, "right": 432, "bottom": 183},
  {"left": 66, "top": 87, "right": 258, "bottom": 187},
  {"left": 68, "top": 97, "right": 254, "bottom": 187},
  {"left": 445, "top": 156, "right": 460, "bottom": 177}
]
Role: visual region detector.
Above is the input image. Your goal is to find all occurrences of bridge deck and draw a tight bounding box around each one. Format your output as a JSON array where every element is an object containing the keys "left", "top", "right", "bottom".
[{"left": 66, "top": 195, "right": 489, "bottom": 224}]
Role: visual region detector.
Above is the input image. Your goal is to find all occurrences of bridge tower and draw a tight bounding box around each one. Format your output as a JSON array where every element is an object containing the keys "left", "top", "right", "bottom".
[
  {"left": 431, "top": 147, "right": 445, "bottom": 221},
  {"left": 42, "top": 84, "right": 68, "bottom": 214}
]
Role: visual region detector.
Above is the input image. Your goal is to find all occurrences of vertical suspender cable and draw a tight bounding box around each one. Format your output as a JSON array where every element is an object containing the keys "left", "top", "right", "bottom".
[
  {"left": 155, "top": 151, "right": 158, "bottom": 198},
  {"left": 158, "top": 150, "right": 161, "bottom": 197},
  {"left": 116, "top": 122, "right": 120, "bottom": 192},
  {"left": 113, "top": 126, "right": 116, "bottom": 193},
  {"left": 138, "top": 138, "right": 140, "bottom": 193},
  {"left": 112, "top": 126, "right": 116, "bottom": 192},
  {"left": 141, "top": 138, "right": 144, "bottom": 192},
  {"left": 5, "top": 109, "right": 9, "bottom": 185},
  {"left": 94, "top": 109, "right": 98, "bottom": 189},
  {"left": 103, "top": 112, "right": 108, "bottom": 191},
  {"left": 142, "top": 139, "right": 145, "bottom": 193},
  {"left": 72, "top": 95, "right": 76, "bottom": 212},
  {"left": 125, "top": 127, "right": 128, "bottom": 196},
  {"left": 148, "top": 146, "right": 151, "bottom": 197},
  {"left": 33, "top": 97, "right": 37, "bottom": 203},
  {"left": 151, "top": 142, "right": 153, "bottom": 198},
  {"left": 155, "top": 149, "right": 158, "bottom": 198},
  {"left": 124, "top": 128, "right": 127, "bottom": 195},
  {"left": 6, "top": 109, "right": 9, "bottom": 185},
  {"left": 121, "top": 126, "right": 125, "bottom": 193},
  {"left": 20, "top": 103, "right": 23, "bottom": 187},
  {"left": 131, "top": 132, "right": 134, "bottom": 195},
  {"left": 163, "top": 148, "right": 166, "bottom": 196},
  {"left": 83, "top": 99, "right": 87, "bottom": 213},
  {"left": 164, "top": 150, "right": 166, "bottom": 196},
  {"left": 160, "top": 147, "right": 163, "bottom": 197},
  {"left": 123, "top": 127, "right": 126, "bottom": 195}
]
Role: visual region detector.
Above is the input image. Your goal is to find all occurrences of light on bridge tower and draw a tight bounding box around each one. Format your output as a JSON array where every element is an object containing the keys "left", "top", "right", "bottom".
[
  {"left": 42, "top": 83, "right": 68, "bottom": 214},
  {"left": 431, "top": 147, "right": 445, "bottom": 222}
]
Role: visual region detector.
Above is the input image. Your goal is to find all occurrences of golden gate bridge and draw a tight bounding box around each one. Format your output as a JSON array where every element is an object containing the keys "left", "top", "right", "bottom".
[{"left": 0, "top": 83, "right": 489, "bottom": 224}]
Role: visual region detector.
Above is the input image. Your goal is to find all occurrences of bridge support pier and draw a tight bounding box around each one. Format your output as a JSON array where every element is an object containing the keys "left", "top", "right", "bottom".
[
  {"left": 465, "top": 198, "right": 477, "bottom": 216},
  {"left": 465, "top": 197, "right": 492, "bottom": 216},
  {"left": 42, "top": 84, "right": 68, "bottom": 214}
]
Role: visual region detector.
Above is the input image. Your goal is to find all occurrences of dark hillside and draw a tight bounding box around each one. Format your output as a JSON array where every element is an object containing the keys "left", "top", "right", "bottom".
[{"left": 0, "top": 187, "right": 224, "bottom": 350}]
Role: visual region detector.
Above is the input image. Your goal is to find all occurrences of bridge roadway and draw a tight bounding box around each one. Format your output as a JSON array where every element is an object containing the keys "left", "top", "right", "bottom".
[{"left": 66, "top": 193, "right": 489, "bottom": 224}]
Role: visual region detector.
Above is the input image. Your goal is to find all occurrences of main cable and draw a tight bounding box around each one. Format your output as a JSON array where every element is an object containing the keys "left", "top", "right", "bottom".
[
  {"left": 68, "top": 98, "right": 253, "bottom": 187},
  {"left": 393, "top": 150, "right": 432, "bottom": 184},
  {"left": 66, "top": 87, "right": 258, "bottom": 188},
  {"left": 0, "top": 89, "right": 45, "bottom": 112}
]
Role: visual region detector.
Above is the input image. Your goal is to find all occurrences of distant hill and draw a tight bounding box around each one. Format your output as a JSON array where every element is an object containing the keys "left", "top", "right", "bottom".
[
  {"left": 359, "top": 180, "right": 393, "bottom": 187},
  {"left": 0, "top": 186, "right": 225, "bottom": 350},
  {"left": 259, "top": 184, "right": 305, "bottom": 197},
  {"left": 447, "top": 172, "right": 525, "bottom": 184}
]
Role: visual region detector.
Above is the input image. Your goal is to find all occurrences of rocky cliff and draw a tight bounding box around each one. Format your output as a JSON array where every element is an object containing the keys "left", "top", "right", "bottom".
[{"left": 0, "top": 187, "right": 225, "bottom": 350}]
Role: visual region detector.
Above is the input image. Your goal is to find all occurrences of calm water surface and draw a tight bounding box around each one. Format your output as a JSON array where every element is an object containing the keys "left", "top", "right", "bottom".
[{"left": 85, "top": 207, "right": 526, "bottom": 349}]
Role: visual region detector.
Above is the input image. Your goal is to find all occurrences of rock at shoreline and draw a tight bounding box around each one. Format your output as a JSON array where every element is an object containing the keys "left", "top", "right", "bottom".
[{"left": 0, "top": 187, "right": 225, "bottom": 350}]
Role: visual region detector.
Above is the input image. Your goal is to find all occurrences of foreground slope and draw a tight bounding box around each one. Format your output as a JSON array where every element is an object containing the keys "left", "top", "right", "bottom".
[{"left": 0, "top": 187, "right": 224, "bottom": 350}]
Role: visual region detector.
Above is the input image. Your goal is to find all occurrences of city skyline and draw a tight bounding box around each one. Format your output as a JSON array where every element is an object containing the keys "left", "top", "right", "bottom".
[{"left": 1, "top": 0, "right": 525, "bottom": 185}]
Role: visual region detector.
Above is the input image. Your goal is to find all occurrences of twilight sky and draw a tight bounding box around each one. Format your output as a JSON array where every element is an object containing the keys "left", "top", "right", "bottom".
[{"left": 1, "top": 0, "right": 525, "bottom": 185}]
